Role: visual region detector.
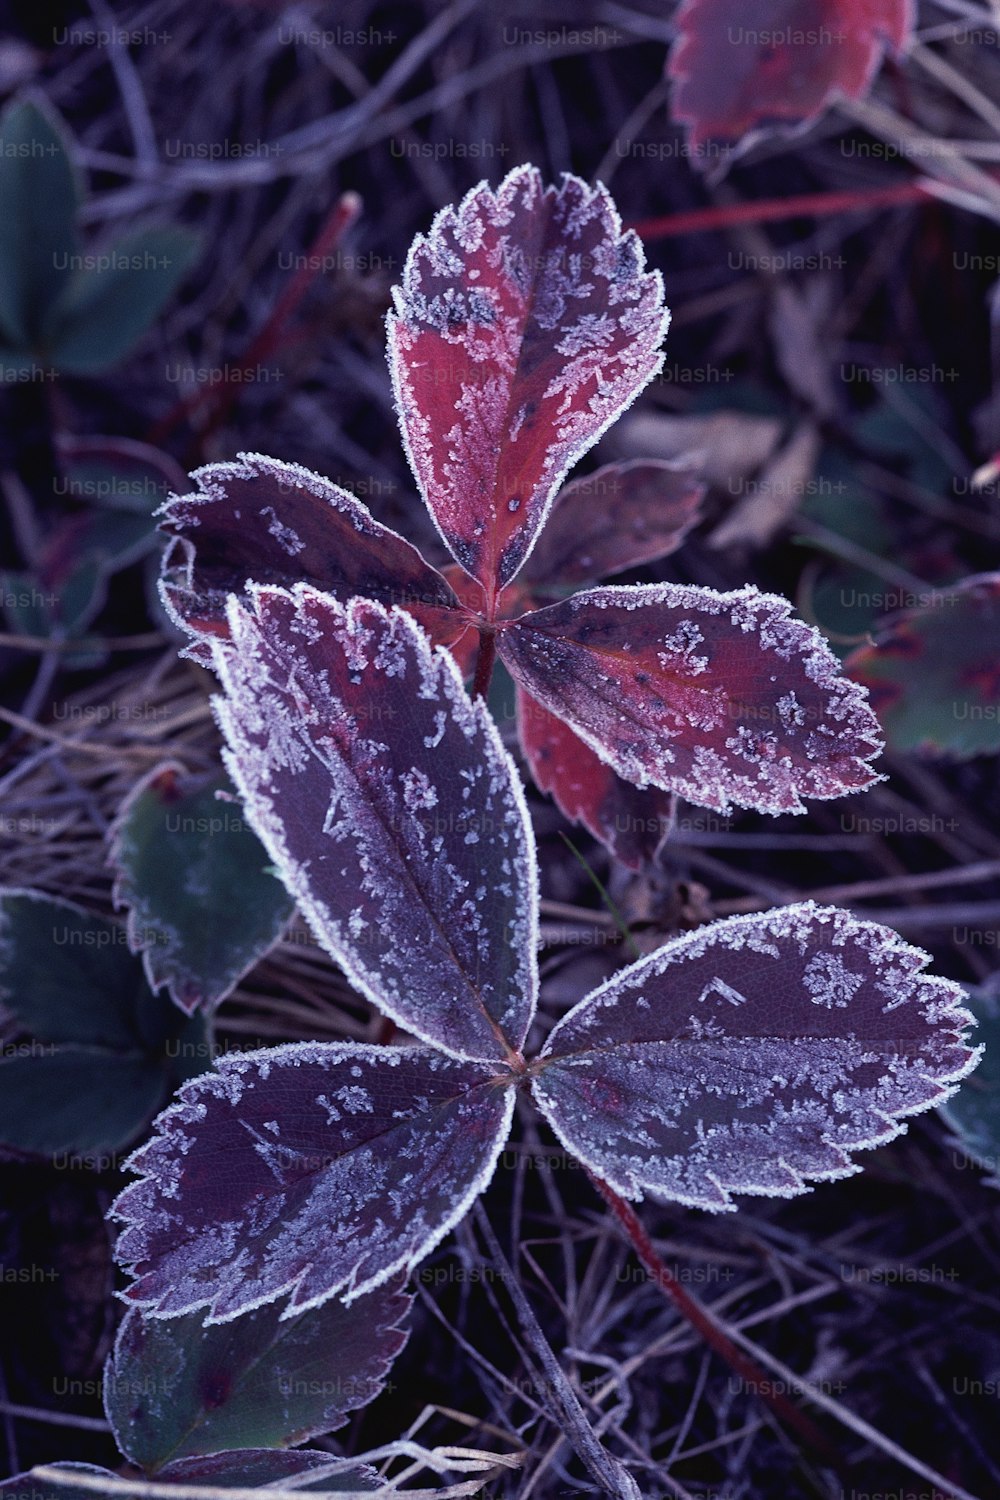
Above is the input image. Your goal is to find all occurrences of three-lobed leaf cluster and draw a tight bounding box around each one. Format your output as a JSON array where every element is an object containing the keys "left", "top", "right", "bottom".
[{"left": 158, "top": 165, "right": 884, "bottom": 868}]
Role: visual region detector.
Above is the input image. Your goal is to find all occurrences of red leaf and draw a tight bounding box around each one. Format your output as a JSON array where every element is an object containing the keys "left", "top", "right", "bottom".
[
  {"left": 497, "top": 583, "right": 883, "bottom": 814},
  {"left": 533, "top": 903, "right": 978, "bottom": 1210},
  {"left": 387, "top": 165, "right": 669, "bottom": 599},
  {"left": 668, "top": 0, "right": 915, "bottom": 152},
  {"left": 159, "top": 453, "right": 466, "bottom": 661},
  {"left": 212, "top": 588, "right": 538, "bottom": 1064},
  {"left": 517, "top": 688, "right": 672, "bottom": 868},
  {"left": 113, "top": 1043, "right": 514, "bottom": 1320},
  {"left": 518, "top": 460, "right": 703, "bottom": 590}
]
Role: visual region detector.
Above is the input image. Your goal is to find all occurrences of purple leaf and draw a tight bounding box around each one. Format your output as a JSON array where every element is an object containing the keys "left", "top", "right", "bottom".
[
  {"left": 497, "top": 583, "right": 884, "bottom": 814},
  {"left": 212, "top": 587, "right": 538, "bottom": 1063},
  {"left": 387, "top": 165, "right": 669, "bottom": 597},
  {"left": 112, "top": 1042, "right": 514, "bottom": 1321},
  {"left": 159, "top": 453, "right": 466, "bottom": 662},
  {"left": 532, "top": 903, "right": 979, "bottom": 1211},
  {"left": 518, "top": 460, "right": 703, "bottom": 590}
]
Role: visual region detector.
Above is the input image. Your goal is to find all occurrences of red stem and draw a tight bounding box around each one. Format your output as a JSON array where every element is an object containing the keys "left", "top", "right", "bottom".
[
  {"left": 587, "top": 1171, "right": 844, "bottom": 1471},
  {"left": 471, "top": 628, "right": 497, "bottom": 701},
  {"left": 628, "top": 181, "right": 934, "bottom": 241},
  {"left": 148, "top": 192, "right": 362, "bottom": 452}
]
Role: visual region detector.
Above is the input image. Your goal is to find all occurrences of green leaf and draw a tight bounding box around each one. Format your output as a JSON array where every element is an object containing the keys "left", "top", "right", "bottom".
[
  {"left": 0, "top": 890, "right": 209, "bottom": 1159},
  {"left": 846, "top": 572, "right": 1000, "bottom": 758},
  {"left": 110, "top": 763, "right": 295, "bottom": 1015},
  {"left": 46, "top": 225, "right": 200, "bottom": 374},
  {"left": 0, "top": 891, "right": 150, "bottom": 1047},
  {"left": 57, "top": 435, "right": 187, "bottom": 515},
  {"left": 940, "top": 988, "right": 1000, "bottom": 1187},
  {"left": 0, "top": 95, "right": 79, "bottom": 348},
  {"left": 0, "top": 1050, "right": 165, "bottom": 1157},
  {"left": 106, "top": 1280, "right": 411, "bottom": 1469}
]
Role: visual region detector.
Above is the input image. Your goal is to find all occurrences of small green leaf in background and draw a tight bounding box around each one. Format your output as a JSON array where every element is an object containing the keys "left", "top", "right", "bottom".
[
  {"left": 1, "top": 440, "right": 183, "bottom": 670},
  {"left": 46, "top": 224, "right": 201, "bottom": 374},
  {"left": 846, "top": 571, "right": 1000, "bottom": 758},
  {"left": 940, "top": 987, "right": 999, "bottom": 1187},
  {"left": 57, "top": 433, "right": 188, "bottom": 515},
  {"left": 109, "top": 763, "right": 296, "bottom": 1015},
  {"left": 0, "top": 95, "right": 79, "bottom": 348},
  {"left": 0, "top": 890, "right": 208, "bottom": 1158},
  {"left": 0, "top": 94, "right": 198, "bottom": 373},
  {"left": 105, "top": 1276, "right": 411, "bottom": 1469}
]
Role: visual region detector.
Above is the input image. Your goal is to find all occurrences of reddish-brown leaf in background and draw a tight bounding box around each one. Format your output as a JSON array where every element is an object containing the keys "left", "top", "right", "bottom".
[
  {"left": 498, "top": 583, "right": 883, "bottom": 815},
  {"left": 668, "top": 0, "right": 915, "bottom": 152},
  {"left": 517, "top": 688, "right": 673, "bottom": 868},
  {"left": 387, "top": 165, "right": 669, "bottom": 599},
  {"left": 517, "top": 459, "right": 703, "bottom": 590}
]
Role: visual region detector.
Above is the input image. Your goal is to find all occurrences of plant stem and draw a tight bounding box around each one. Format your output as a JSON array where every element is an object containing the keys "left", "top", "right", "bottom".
[
  {"left": 586, "top": 1170, "right": 844, "bottom": 1473},
  {"left": 471, "top": 627, "right": 497, "bottom": 701},
  {"left": 628, "top": 181, "right": 933, "bottom": 241},
  {"left": 472, "top": 1205, "right": 641, "bottom": 1500}
]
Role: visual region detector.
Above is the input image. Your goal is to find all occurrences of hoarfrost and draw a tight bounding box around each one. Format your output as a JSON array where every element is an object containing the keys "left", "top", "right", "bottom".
[
  {"left": 533, "top": 902, "right": 978, "bottom": 1210},
  {"left": 112, "top": 1042, "right": 516, "bottom": 1321},
  {"left": 497, "top": 582, "right": 885, "bottom": 816},
  {"left": 210, "top": 588, "right": 538, "bottom": 1063},
  {"left": 386, "top": 165, "right": 668, "bottom": 592}
]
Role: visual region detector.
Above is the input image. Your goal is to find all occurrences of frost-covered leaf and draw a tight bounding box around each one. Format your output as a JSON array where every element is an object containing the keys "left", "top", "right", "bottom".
[
  {"left": 387, "top": 165, "right": 668, "bottom": 595},
  {"left": 212, "top": 587, "right": 537, "bottom": 1063},
  {"left": 519, "top": 460, "right": 703, "bottom": 589},
  {"left": 517, "top": 688, "right": 672, "bottom": 868},
  {"left": 112, "top": 1043, "right": 513, "bottom": 1321},
  {"left": 668, "top": 0, "right": 915, "bottom": 153},
  {"left": 497, "top": 583, "right": 884, "bottom": 814},
  {"left": 845, "top": 573, "right": 1000, "bottom": 758},
  {"left": 106, "top": 1277, "right": 410, "bottom": 1467},
  {"left": 159, "top": 453, "right": 466, "bottom": 663},
  {"left": 109, "top": 761, "right": 295, "bottom": 1015},
  {"left": 532, "top": 902, "right": 979, "bottom": 1211},
  {"left": 0, "top": 890, "right": 207, "bottom": 1157}
]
